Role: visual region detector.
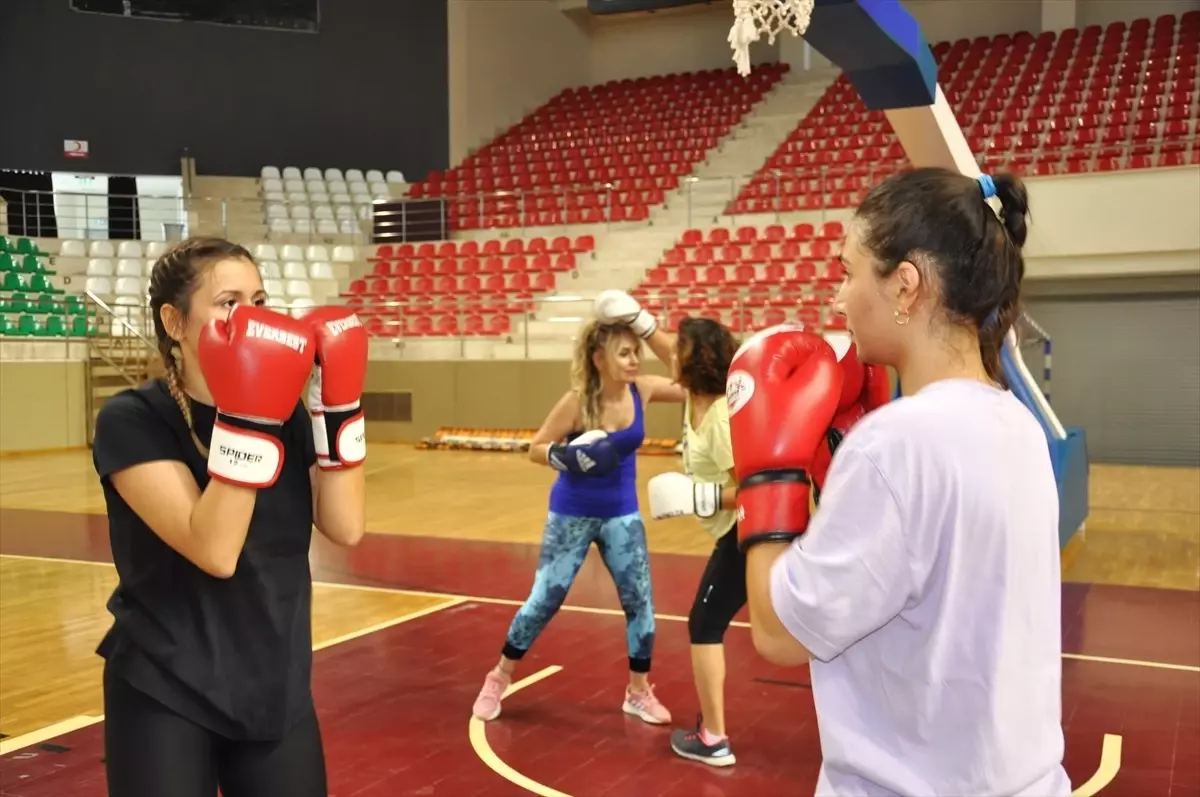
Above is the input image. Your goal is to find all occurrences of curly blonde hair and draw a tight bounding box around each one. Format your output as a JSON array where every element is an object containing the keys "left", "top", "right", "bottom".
[{"left": 570, "top": 320, "right": 642, "bottom": 429}]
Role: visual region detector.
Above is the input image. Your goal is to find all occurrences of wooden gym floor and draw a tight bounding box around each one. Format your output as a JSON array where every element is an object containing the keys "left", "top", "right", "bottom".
[{"left": 0, "top": 446, "right": 1197, "bottom": 796}]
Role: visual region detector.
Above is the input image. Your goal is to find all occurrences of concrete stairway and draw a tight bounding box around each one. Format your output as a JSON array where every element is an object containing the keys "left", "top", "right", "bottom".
[
  {"left": 651, "top": 67, "right": 840, "bottom": 227},
  {"left": 489, "top": 69, "right": 841, "bottom": 360}
]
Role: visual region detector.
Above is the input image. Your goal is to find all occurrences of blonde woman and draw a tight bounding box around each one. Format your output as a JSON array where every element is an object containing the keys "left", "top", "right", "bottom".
[{"left": 471, "top": 319, "right": 684, "bottom": 725}]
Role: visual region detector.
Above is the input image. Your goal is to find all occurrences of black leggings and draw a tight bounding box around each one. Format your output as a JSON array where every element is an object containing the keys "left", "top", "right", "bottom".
[
  {"left": 688, "top": 525, "right": 748, "bottom": 645},
  {"left": 103, "top": 667, "right": 327, "bottom": 797}
]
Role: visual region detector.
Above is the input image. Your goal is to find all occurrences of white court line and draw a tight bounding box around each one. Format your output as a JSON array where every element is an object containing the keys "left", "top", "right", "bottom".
[{"left": 468, "top": 666, "right": 569, "bottom": 797}]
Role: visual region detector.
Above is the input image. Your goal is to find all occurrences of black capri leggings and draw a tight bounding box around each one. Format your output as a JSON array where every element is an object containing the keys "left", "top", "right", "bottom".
[
  {"left": 103, "top": 665, "right": 327, "bottom": 797},
  {"left": 687, "top": 525, "right": 748, "bottom": 645}
]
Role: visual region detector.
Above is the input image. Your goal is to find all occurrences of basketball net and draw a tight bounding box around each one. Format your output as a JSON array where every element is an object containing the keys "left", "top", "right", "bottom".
[{"left": 728, "top": 0, "right": 815, "bottom": 76}]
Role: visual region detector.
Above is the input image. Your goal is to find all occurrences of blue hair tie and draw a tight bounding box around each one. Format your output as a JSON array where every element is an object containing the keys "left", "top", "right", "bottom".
[{"left": 978, "top": 174, "right": 997, "bottom": 199}]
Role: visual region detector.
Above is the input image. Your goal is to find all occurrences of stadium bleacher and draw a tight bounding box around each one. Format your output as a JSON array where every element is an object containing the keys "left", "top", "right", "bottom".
[
  {"left": 342, "top": 234, "right": 597, "bottom": 338},
  {"left": 407, "top": 64, "right": 790, "bottom": 230},
  {"left": 1, "top": 15, "right": 1197, "bottom": 346},
  {"left": 259, "top": 166, "right": 406, "bottom": 237},
  {"left": 0, "top": 236, "right": 78, "bottom": 338},
  {"left": 731, "top": 15, "right": 1200, "bottom": 213},
  {"left": 627, "top": 221, "right": 847, "bottom": 333}
]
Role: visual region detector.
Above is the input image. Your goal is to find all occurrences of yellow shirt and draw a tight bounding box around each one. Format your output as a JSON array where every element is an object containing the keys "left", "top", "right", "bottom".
[{"left": 682, "top": 394, "right": 738, "bottom": 540}]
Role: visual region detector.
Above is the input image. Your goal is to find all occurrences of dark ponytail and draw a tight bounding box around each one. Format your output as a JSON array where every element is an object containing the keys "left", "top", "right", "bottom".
[
  {"left": 854, "top": 167, "right": 1031, "bottom": 385},
  {"left": 977, "top": 173, "right": 1029, "bottom": 384}
]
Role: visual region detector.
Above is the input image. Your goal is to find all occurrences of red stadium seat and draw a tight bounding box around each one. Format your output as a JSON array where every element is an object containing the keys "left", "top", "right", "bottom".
[
  {"left": 408, "top": 65, "right": 790, "bottom": 229},
  {"left": 728, "top": 16, "right": 1199, "bottom": 215}
]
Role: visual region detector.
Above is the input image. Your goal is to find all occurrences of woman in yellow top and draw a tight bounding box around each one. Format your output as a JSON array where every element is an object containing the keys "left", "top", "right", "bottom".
[{"left": 592, "top": 290, "right": 743, "bottom": 768}]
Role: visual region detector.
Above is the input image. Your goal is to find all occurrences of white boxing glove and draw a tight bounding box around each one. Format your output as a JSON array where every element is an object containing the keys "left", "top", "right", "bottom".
[
  {"left": 648, "top": 472, "right": 721, "bottom": 519},
  {"left": 593, "top": 289, "right": 657, "bottom": 340}
]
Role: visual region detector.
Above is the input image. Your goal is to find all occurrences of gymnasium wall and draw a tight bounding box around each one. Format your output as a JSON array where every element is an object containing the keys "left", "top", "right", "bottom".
[
  {"left": 362, "top": 359, "right": 683, "bottom": 443},
  {"left": 0, "top": 362, "right": 89, "bottom": 453},
  {"left": 1025, "top": 289, "right": 1200, "bottom": 466},
  {"left": 0, "top": 360, "right": 684, "bottom": 454},
  {"left": 0, "top": 0, "right": 449, "bottom": 178},
  {"left": 1076, "top": 0, "right": 1200, "bottom": 28}
]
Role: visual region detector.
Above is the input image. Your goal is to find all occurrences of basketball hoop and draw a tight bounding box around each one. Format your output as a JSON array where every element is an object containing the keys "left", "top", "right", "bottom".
[{"left": 728, "top": 0, "right": 816, "bottom": 76}]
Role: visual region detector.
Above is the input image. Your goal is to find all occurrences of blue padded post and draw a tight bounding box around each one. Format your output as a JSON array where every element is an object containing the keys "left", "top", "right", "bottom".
[
  {"left": 803, "top": 0, "right": 938, "bottom": 109},
  {"left": 1049, "top": 429, "right": 1090, "bottom": 548}
]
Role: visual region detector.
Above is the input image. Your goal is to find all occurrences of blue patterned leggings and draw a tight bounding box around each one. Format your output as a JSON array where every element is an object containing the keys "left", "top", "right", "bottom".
[{"left": 503, "top": 511, "right": 656, "bottom": 672}]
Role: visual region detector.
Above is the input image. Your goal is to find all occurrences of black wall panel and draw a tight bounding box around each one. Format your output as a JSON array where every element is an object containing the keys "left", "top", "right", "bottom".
[{"left": 0, "top": 0, "right": 448, "bottom": 178}]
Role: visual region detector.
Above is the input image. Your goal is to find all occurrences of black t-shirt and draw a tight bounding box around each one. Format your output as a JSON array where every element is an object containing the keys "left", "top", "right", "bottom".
[{"left": 92, "top": 378, "right": 317, "bottom": 741}]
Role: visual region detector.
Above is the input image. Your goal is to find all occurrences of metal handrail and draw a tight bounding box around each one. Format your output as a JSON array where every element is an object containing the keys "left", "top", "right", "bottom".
[{"left": 3, "top": 135, "right": 1194, "bottom": 243}]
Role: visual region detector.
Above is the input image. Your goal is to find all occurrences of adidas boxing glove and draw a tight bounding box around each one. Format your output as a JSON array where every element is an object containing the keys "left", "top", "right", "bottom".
[
  {"left": 726, "top": 326, "right": 843, "bottom": 550},
  {"left": 199, "top": 306, "right": 315, "bottom": 488},
  {"left": 547, "top": 430, "right": 621, "bottom": 476}
]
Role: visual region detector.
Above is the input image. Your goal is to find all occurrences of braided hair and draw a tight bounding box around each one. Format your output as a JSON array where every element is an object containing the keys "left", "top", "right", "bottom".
[{"left": 147, "top": 237, "right": 256, "bottom": 436}]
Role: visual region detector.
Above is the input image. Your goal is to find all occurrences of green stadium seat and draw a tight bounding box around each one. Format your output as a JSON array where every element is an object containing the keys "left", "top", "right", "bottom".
[
  {"left": 0, "top": 254, "right": 14, "bottom": 272},
  {"left": 0, "top": 316, "right": 13, "bottom": 335},
  {"left": 35, "top": 294, "right": 62, "bottom": 315},
  {"left": 15, "top": 238, "right": 42, "bottom": 256},
  {"left": 0, "top": 237, "right": 10, "bottom": 253},
  {"left": 16, "top": 314, "right": 41, "bottom": 336},
  {"left": 2, "top": 272, "right": 23, "bottom": 291},
  {"left": 7, "top": 293, "right": 29, "bottom": 312},
  {"left": 64, "top": 294, "right": 85, "bottom": 315},
  {"left": 29, "top": 274, "right": 58, "bottom": 294},
  {"left": 69, "top": 315, "right": 91, "bottom": 336},
  {"left": 43, "top": 316, "right": 67, "bottom": 337}
]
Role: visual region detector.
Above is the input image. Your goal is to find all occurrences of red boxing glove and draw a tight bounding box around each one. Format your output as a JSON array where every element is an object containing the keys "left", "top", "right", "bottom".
[
  {"left": 810, "top": 341, "right": 891, "bottom": 498},
  {"left": 726, "top": 325, "right": 843, "bottom": 550},
  {"left": 199, "top": 306, "right": 315, "bottom": 488},
  {"left": 303, "top": 306, "right": 368, "bottom": 470}
]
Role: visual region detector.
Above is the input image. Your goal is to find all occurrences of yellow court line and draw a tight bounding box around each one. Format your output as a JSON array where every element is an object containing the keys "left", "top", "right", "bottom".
[
  {"left": 312, "top": 596, "right": 467, "bottom": 652},
  {"left": 0, "top": 714, "right": 104, "bottom": 756},
  {"left": 468, "top": 666, "right": 570, "bottom": 797},
  {"left": 0, "top": 559, "right": 466, "bottom": 756},
  {"left": 1072, "top": 734, "right": 1122, "bottom": 797},
  {"left": 4, "top": 554, "right": 1199, "bottom": 673},
  {"left": 0, "top": 553, "right": 114, "bottom": 568}
]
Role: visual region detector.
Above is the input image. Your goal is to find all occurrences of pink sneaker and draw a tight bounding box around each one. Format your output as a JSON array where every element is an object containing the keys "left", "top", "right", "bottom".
[
  {"left": 472, "top": 669, "right": 511, "bottom": 721},
  {"left": 623, "top": 683, "right": 672, "bottom": 725}
]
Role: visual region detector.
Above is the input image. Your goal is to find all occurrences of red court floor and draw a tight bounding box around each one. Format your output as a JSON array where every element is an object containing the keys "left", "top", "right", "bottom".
[{"left": 1, "top": 507, "right": 1198, "bottom": 797}]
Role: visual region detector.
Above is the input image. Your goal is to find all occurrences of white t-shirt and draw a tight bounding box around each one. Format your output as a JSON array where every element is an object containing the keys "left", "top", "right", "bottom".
[{"left": 770, "top": 379, "right": 1070, "bottom": 797}]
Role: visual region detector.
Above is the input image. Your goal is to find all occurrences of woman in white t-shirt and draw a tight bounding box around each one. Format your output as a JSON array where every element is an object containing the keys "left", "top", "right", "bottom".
[{"left": 743, "top": 169, "right": 1072, "bottom": 796}]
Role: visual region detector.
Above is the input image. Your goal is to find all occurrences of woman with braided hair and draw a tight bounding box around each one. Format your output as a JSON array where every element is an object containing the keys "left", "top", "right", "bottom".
[
  {"left": 91, "top": 237, "right": 368, "bottom": 797},
  {"left": 470, "top": 318, "right": 684, "bottom": 726}
]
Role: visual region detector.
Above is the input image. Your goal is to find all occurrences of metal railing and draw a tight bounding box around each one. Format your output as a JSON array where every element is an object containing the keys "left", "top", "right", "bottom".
[{"left": 2, "top": 136, "right": 1195, "bottom": 246}]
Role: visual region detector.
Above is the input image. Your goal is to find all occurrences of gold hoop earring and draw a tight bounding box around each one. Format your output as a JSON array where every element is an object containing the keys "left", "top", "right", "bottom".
[{"left": 894, "top": 309, "right": 911, "bottom": 326}]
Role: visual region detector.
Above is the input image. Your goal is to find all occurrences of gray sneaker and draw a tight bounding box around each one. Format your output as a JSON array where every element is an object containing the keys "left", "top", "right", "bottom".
[{"left": 670, "top": 721, "right": 736, "bottom": 767}]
